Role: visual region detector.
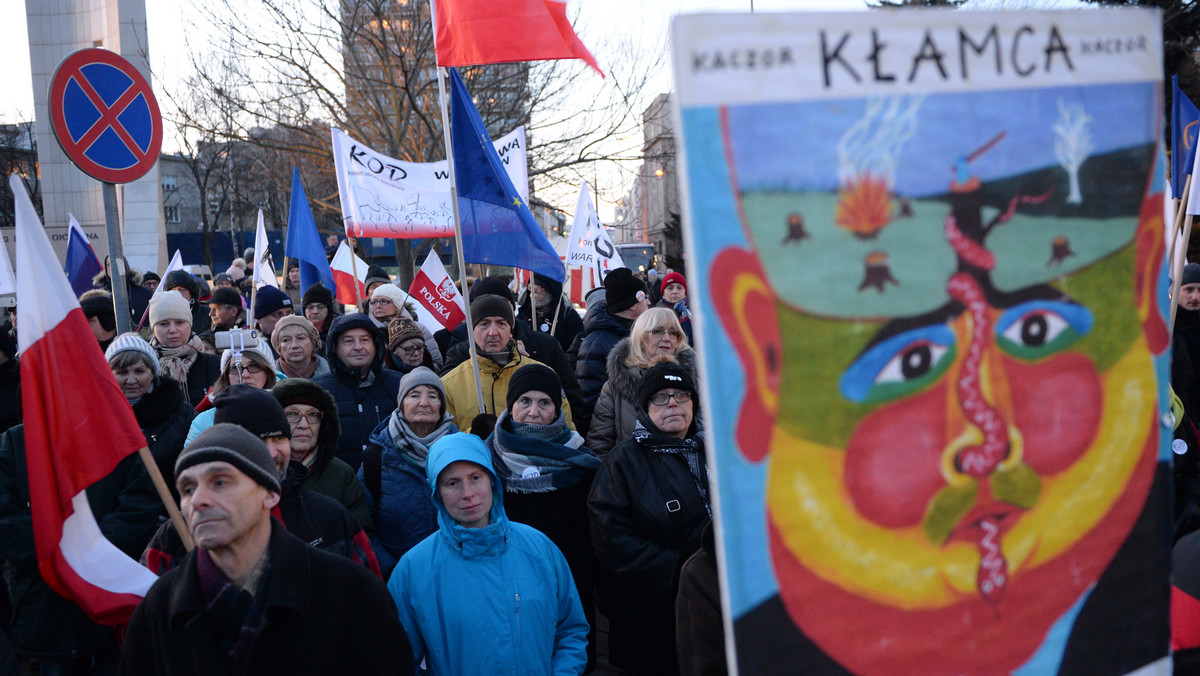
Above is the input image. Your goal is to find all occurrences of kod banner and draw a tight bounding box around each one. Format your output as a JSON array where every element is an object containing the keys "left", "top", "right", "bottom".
[
  {"left": 672, "top": 8, "right": 1170, "bottom": 675},
  {"left": 332, "top": 127, "right": 528, "bottom": 239}
]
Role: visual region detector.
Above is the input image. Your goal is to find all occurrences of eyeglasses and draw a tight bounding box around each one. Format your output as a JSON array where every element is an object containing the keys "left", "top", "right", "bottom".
[
  {"left": 285, "top": 410, "right": 324, "bottom": 425},
  {"left": 398, "top": 344, "right": 425, "bottom": 355},
  {"left": 235, "top": 363, "right": 264, "bottom": 374},
  {"left": 369, "top": 299, "right": 395, "bottom": 306},
  {"left": 649, "top": 390, "right": 692, "bottom": 406},
  {"left": 648, "top": 327, "right": 683, "bottom": 339}
]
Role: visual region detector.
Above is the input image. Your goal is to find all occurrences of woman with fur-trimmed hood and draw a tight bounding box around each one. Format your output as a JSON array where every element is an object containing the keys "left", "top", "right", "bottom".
[
  {"left": 272, "top": 377, "right": 373, "bottom": 533},
  {"left": 586, "top": 307, "right": 697, "bottom": 456}
]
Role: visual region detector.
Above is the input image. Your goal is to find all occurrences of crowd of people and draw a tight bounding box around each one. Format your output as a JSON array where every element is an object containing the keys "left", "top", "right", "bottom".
[{"left": 0, "top": 255, "right": 719, "bottom": 675}]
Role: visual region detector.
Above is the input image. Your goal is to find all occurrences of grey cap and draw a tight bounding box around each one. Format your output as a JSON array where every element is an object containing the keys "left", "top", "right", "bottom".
[{"left": 175, "top": 423, "right": 281, "bottom": 493}]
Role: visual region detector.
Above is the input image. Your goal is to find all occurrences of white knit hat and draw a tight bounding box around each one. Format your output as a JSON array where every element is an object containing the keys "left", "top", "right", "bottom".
[
  {"left": 370, "top": 283, "right": 407, "bottom": 305},
  {"left": 149, "top": 290, "right": 192, "bottom": 327},
  {"left": 219, "top": 342, "right": 276, "bottom": 375},
  {"left": 104, "top": 332, "right": 160, "bottom": 373}
]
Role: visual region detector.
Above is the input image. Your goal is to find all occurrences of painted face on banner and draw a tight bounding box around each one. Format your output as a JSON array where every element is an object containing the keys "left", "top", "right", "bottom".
[{"left": 708, "top": 87, "right": 1167, "bottom": 675}]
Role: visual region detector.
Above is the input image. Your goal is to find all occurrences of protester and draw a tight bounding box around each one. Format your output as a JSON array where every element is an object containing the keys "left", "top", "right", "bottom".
[
  {"left": 163, "top": 269, "right": 213, "bottom": 335},
  {"left": 442, "top": 277, "right": 582, "bottom": 416},
  {"left": 284, "top": 260, "right": 302, "bottom": 308},
  {"left": 1, "top": 424, "right": 160, "bottom": 675},
  {"left": 107, "top": 333, "right": 196, "bottom": 496},
  {"left": 516, "top": 272, "right": 584, "bottom": 354},
  {"left": 186, "top": 344, "right": 279, "bottom": 444},
  {"left": 211, "top": 273, "right": 236, "bottom": 290},
  {"left": 359, "top": 367, "right": 458, "bottom": 576},
  {"left": 122, "top": 423, "right": 409, "bottom": 675},
  {"left": 95, "top": 255, "right": 153, "bottom": 327},
  {"left": 588, "top": 360, "right": 709, "bottom": 675},
  {"left": 148, "top": 290, "right": 221, "bottom": 405},
  {"left": 573, "top": 267, "right": 651, "bottom": 437},
  {"left": 301, "top": 282, "right": 337, "bottom": 344},
  {"left": 658, "top": 271, "right": 694, "bottom": 344},
  {"left": 388, "top": 432, "right": 588, "bottom": 674},
  {"left": 79, "top": 290, "right": 118, "bottom": 352},
  {"left": 370, "top": 283, "right": 443, "bottom": 368},
  {"left": 363, "top": 265, "right": 391, "bottom": 298},
  {"left": 272, "top": 378, "right": 372, "bottom": 532},
  {"left": 646, "top": 268, "right": 662, "bottom": 304},
  {"left": 206, "top": 287, "right": 245, "bottom": 333},
  {"left": 144, "top": 387, "right": 379, "bottom": 578},
  {"left": 271, "top": 315, "right": 329, "bottom": 380},
  {"left": 441, "top": 294, "right": 574, "bottom": 434},
  {"left": 676, "top": 521, "right": 727, "bottom": 676},
  {"left": 1174, "top": 263, "right": 1200, "bottom": 537},
  {"left": 314, "top": 313, "right": 403, "bottom": 470},
  {"left": 141, "top": 271, "right": 161, "bottom": 292},
  {"left": 251, "top": 285, "right": 293, "bottom": 360},
  {"left": 383, "top": 317, "right": 435, "bottom": 374},
  {"left": 588, "top": 307, "right": 696, "bottom": 455},
  {"left": 485, "top": 363, "right": 601, "bottom": 663},
  {"left": 0, "top": 331, "right": 18, "bottom": 435}
]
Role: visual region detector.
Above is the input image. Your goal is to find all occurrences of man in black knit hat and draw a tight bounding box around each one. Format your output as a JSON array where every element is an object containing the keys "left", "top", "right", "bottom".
[
  {"left": 517, "top": 272, "right": 585, "bottom": 354},
  {"left": 121, "top": 423, "right": 410, "bottom": 675}
]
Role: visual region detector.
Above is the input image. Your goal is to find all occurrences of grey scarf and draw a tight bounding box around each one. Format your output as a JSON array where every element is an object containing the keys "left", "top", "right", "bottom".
[{"left": 388, "top": 410, "right": 456, "bottom": 470}]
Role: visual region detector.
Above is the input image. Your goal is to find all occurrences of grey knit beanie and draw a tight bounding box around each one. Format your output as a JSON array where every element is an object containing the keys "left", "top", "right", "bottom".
[
  {"left": 175, "top": 423, "right": 281, "bottom": 493},
  {"left": 105, "top": 333, "right": 160, "bottom": 373},
  {"left": 397, "top": 366, "right": 446, "bottom": 415}
]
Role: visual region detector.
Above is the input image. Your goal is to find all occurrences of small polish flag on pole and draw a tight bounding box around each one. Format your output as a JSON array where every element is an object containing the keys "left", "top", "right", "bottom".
[
  {"left": 330, "top": 240, "right": 369, "bottom": 306},
  {"left": 408, "top": 250, "right": 466, "bottom": 332},
  {"left": 12, "top": 174, "right": 159, "bottom": 624}
]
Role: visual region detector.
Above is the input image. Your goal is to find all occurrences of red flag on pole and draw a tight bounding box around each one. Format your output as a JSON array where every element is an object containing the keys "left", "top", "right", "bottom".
[
  {"left": 11, "top": 175, "right": 158, "bottom": 624},
  {"left": 433, "top": 0, "right": 604, "bottom": 77}
]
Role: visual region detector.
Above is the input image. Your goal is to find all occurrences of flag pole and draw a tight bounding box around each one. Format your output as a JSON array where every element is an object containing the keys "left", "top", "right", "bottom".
[
  {"left": 1169, "top": 174, "right": 1193, "bottom": 279},
  {"left": 347, "top": 236, "right": 364, "bottom": 309},
  {"left": 136, "top": 447, "right": 194, "bottom": 550},
  {"left": 1171, "top": 212, "right": 1195, "bottom": 333},
  {"left": 436, "top": 65, "right": 486, "bottom": 416}
]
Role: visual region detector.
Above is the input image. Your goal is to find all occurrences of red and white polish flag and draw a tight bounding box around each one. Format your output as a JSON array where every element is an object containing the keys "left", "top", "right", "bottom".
[
  {"left": 408, "top": 250, "right": 466, "bottom": 332},
  {"left": 330, "top": 240, "right": 369, "bottom": 306},
  {"left": 12, "top": 175, "right": 158, "bottom": 624}
]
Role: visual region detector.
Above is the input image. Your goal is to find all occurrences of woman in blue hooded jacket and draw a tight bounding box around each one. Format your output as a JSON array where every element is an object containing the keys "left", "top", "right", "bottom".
[{"left": 387, "top": 432, "right": 589, "bottom": 675}]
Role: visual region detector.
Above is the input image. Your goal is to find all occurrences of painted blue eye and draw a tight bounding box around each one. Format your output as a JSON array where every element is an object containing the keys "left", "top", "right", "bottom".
[
  {"left": 995, "top": 301, "right": 1091, "bottom": 360},
  {"left": 840, "top": 325, "right": 956, "bottom": 405}
]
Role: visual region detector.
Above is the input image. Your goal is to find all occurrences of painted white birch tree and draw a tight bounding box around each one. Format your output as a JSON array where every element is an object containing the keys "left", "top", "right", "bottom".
[{"left": 1054, "top": 99, "right": 1093, "bottom": 205}]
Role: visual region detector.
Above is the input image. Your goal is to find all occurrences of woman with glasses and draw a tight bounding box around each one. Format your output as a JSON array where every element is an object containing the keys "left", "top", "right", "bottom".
[
  {"left": 183, "top": 343, "right": 281, "bottom": 444},
  {"left": 358, "top": 367, "right": 459, "bottom": 577},
  {"left": 383, "top": 317, "right": 435, "bottom": 374},
  {"left": 272, "top": 378, "right": 373, "bottom": 532},
  {"left": 588, "top": 361, "right": 709, "bottom": 676},
  {"left": 587, "top": 307, "right": 697, "bottom": 456},
  {"left": 369, "top": 283, "right": 443, "bottom": 370},
  {"left": 272, "top": 315, "right": 330, "bottom": 379}
]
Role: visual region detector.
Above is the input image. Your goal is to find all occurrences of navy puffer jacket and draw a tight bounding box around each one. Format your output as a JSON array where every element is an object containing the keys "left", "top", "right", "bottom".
[
  {"left": 313, "top": 314, "right": 403, "bottom": 471},
  {"left": 573, "top": 301, "right": 634, "bottom": 437}
]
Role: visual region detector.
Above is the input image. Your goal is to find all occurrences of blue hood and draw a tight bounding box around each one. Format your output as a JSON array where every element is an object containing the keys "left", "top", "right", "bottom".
[{"left": 426, "top": 433, "right": 509, "bottom": 557}]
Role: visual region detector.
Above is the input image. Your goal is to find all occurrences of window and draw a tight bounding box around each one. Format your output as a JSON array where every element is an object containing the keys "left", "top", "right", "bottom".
[
  {"left": 161, "top": 175, "right": 177, "bottom": 192},
  {"left": 164, "top": 205, "right": 180, "bottom": 223}
]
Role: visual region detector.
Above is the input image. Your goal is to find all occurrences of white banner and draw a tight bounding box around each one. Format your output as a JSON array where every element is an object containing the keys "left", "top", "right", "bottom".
[
  {"left": 253, "top": 210, "right": 279, "bottom": 290},
  {"left": 149, "top": 250, "right": 184, "bottom": 300},
  {"left": 332, "top": 126, "right": 529, "bottom": 239},
  {"left": 565, "top": 181, "right": 624, "bottom": 285}
]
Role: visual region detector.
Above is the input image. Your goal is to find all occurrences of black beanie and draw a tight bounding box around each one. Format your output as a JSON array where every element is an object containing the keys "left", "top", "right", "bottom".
[
  {"left": 80, "top": 296, "right": 116, "bottom": 332},
  {"left": 532, "top": 273, "right": 563, "bottom": 300},
  {"left": 507, "top": 363, "right": 562, "bottom": 418},
  {"left": 254, "top": 285, "right": 293, "bottom": 320},
  {"left": 604, "top": 268, "right": 648, "bottom": 314},
  {"left": 471, "top": 294, "right": 515, "bottom": 328},
  {"left": 638, "top": 360, "right": 697, "bottom": 412},
  {"left": 176, "top": 423, "right": 281, "bottom": 493},
  {"left": 142, "top": 272, "right": 161, "bottom": 284},
  {"left": 209, "top": 287, "right": 243, "bottom": 307},
  {"left": 164, "top": 269, "right": 200, "bottom": 303},
  {"left": 364, "top": 265, "right": 391, "bottom": 290},
  {"left": 214, "top": 384, "right": 292, "bottom": 440},
  {"left": 470, "top": 276, "right": 515, "bottom": 304},
  {"left": 1185, "top": 263, "right": 1200, "bottom": 287},
  {"left": 301, "top": 282, "right": 335, "bottom": 312}
]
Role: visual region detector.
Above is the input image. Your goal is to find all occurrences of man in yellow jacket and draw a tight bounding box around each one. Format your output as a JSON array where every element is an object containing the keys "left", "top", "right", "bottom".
[{"left": 441, "top": 294, "right": 574, "bottom": 434}]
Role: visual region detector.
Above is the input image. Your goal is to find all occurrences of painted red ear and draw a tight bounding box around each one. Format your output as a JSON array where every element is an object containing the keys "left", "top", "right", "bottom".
[
  {"left": 710, "top": 247, "right": 781, "bottom": 462},
  {"left": 1135, "top": 191, "right": 1168, "bottom": 356}
]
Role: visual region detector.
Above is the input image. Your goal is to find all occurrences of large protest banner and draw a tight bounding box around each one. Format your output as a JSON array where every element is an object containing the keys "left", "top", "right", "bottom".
[
  {"left": 673, "top": 9, "right": 1171, "bottom": 674},
  {"left": 332, "top": 127, "right": 528, "bottom": 239}
]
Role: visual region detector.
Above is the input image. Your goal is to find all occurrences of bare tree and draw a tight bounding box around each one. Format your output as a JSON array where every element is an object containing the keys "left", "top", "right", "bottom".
[
  {"left": 168, "top": 0, "right": 662, "bottom": 286},
  {"left": 0, "top": 122, "right": 41, "bottom": 229}
]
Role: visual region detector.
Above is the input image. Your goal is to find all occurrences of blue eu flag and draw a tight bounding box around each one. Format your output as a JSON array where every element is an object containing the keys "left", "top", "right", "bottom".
[{"left": 285, "top": 167, "right": 336, "bottom": 296}]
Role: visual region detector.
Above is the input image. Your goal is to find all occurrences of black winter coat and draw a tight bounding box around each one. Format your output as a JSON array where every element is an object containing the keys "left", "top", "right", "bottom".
[
  {"left": 121, "top": 524, "right": 411, "bottom": 676},
  {"left": 0, "top": 355, "right": 18, "bottom": 436},
  {"left": 573, "top": 301, "right": 634, "bottom": 437},
  {"left": 132, "top": 376, "right": 195, "bottom": 499},
  {"left": 441, "top": 318, "right": 584, "bottom": 417},
  {"left": 588, "top": 422, "right": 709, "bottom": 675},
  {"left": 516, "top": 293, "right": 585, "bottom": 355},
  {"left": 0, "top": 425, "right": 161, "bottom": 658},
  {"left": 313, "top": 314, "right": 402, "bottom": 471}
]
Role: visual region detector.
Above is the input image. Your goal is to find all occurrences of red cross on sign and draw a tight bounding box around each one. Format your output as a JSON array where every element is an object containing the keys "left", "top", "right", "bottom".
[{"left": 49, "top": 48, "right": 163, "bottom": 184}]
